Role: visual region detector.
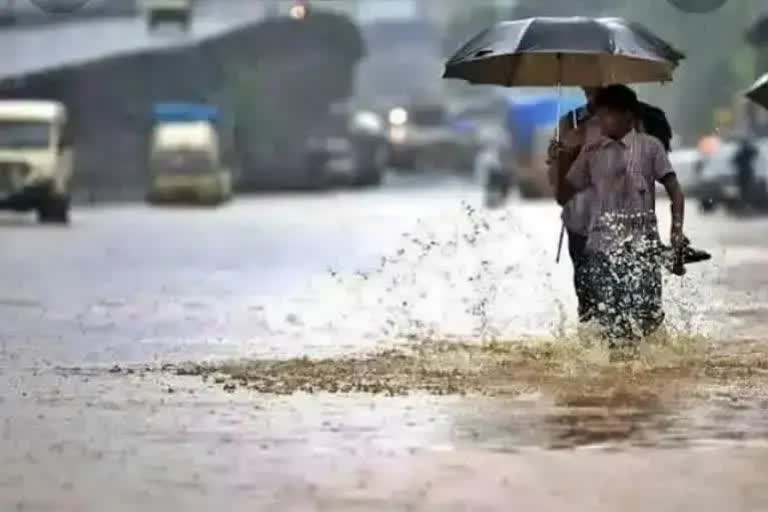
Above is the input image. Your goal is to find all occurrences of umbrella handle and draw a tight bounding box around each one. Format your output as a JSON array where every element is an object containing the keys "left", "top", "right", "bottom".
[{"left": 554, "top": 60, "right": 564, "bottom": 263}]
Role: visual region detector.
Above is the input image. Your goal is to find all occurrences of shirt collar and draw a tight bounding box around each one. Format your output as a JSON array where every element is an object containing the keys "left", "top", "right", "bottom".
[{"left": 600, "top": 128, "right": 637, "bottom": 148}]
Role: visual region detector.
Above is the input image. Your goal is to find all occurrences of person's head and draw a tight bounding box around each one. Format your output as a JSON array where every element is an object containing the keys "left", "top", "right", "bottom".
[
  {"left": 593, "top": 84, "right": 638, "bottom": 139},
  {"left": 581, "top": 86, "right": 601, "bottom": 106}
]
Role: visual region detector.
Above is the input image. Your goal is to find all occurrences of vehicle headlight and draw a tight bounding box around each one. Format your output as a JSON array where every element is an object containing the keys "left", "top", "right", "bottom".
[
  {"left": 388, "top": 107, "right": 407, "bottom": 126},
  {"left": 289, "top": 3, "right": 307, "bottom": 19},
  {"left": 351, "top": 110, "right": 383, "bottom": 134}
]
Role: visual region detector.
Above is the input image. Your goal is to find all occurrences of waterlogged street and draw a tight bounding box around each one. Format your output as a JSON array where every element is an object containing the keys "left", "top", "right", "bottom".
[{"left": 3, "top": 177, "right": 768, "bottom": 510}]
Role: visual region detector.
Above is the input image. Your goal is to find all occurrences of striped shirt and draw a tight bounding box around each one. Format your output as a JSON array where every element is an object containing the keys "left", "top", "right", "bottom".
[
  {"left": 566, "top": 129, "right": 675, "bottom": 252},
  {"left": 553, "top": 107, "right": 603, "bottom": 235}
]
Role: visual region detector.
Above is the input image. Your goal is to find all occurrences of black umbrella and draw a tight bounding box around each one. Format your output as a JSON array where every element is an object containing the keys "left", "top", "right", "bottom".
[
  {"left": 443, "top": 17, "right": 684, "bottom": 87},
  {"left": 746, "top": 72, "right": 768, "bottom": 111}
]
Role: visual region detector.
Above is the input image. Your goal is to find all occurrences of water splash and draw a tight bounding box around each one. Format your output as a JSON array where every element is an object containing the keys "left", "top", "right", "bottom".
[{"left": 248, "top": 195, "right": 720, "bottom": 360}]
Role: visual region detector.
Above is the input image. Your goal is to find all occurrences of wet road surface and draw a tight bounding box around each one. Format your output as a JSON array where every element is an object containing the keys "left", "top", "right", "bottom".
[{"left": 2, "top": 178, "right": 768, "bottom": 510}]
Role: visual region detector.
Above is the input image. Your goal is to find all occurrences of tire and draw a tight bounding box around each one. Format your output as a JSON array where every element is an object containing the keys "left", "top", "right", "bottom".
[{"left": 37, "top": 195, "right": 70, "bottom": 224}]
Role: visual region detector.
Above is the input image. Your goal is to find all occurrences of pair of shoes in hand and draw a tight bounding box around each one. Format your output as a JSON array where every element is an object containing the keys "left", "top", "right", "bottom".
[{"left": 659, "top": 239, "right": 711, "bottom": 276}]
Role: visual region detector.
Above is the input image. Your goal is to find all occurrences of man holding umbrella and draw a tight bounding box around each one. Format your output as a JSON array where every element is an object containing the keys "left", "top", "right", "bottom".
[{"left": 546, "top": 86, "right": 602, "bottom": 323}]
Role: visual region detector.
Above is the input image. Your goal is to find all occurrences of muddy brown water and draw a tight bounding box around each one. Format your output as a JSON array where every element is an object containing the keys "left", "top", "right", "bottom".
[{"left": 85, "top": 329, "right": 768, "bottom": 449}]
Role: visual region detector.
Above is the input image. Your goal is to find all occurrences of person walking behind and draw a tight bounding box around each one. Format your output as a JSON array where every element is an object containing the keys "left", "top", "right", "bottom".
[
  {"left": 547, "top": 87, "right": 603, "bottom": 322},
  {"left": 733, "top": 137, "right": 758, "bottom": 209}
]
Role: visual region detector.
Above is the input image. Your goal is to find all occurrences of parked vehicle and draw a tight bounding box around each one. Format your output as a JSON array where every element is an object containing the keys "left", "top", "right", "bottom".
[{"left": 0, "top": 100, "right": 72, "bottom": 223}]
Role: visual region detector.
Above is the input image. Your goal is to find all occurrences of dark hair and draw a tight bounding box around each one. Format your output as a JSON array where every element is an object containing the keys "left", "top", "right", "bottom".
[{"left": 593, "top": 84, "right": 638, "bottom": 113}]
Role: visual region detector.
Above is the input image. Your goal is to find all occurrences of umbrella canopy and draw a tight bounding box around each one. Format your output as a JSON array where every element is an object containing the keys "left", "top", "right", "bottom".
[
  {"left": 746, "top": 72, "right": 768, "bottom": 110},
  {"left": 443, "top": 17, "right": 685, "bottom": 87}
]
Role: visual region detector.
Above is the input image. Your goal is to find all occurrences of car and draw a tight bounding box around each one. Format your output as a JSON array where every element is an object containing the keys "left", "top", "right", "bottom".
[
  {"left": 302, "top": 104, "right": 388, "bottom": 188},
  {"left": 694, "top": 137, "right": 768, "bottom": 213},
  {"left": 384, "top": 101, "right": 479, "bottom": 173},
  {"left": 0, "top": 100, "right": 72, "bottom": 223}
]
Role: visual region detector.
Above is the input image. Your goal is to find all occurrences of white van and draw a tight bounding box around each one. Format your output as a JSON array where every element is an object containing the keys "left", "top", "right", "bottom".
[
  {"left": 0, "top": 100, "right": 72, "bottom": 223},
  {"left": 147, "top": 120, "right": 232, "bottom": 204}
]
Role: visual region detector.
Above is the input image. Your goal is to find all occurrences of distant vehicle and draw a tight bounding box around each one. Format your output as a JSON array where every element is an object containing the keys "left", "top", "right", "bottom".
[
  {"left": 146, "top": 103, "right": 232, "bottom": 205},
  {"left": 143, "top": 0, "right": 192, "bottom": 30},
  {"left": 383, "top": 101, "right": 478, "bottom": 173},
  {"left": 695, "top": 137, "right": 768, "bottom": 213},
  {"left": 506, "top": 93, "right": 585, "bottom": 199},
  {"left": 0, "top": 100, "right": 72, "bottom": 223},
  {"left": 302, "top": 103, "right": 388, "bottom": 188},
  {"left": 354, "top": 20, "right": 478, "bottom": 174}
]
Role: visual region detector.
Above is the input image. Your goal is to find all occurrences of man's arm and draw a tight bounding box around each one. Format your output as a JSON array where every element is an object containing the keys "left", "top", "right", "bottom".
[
  {"left": 661, "top": 174, "right": 684, "bottom": 236},
  {"left": 652, "top": 139, "right": 685, "bottom": 244},
  {"left": 556, "top": 145, "right": 589, "bottom": 206},
  {"left": 547, "top": 117, "right": 572, "bottom": 186},
  {"left": 547, "top": 113, "right": 585, "bottom": 188}
]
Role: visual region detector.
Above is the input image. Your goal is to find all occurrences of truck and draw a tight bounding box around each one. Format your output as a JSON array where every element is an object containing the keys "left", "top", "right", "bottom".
[
  {"left": 506, "top": 93, "right": 584, "bottom": 198},
  {"left": 143, "top": 0, "right": 192, "bottom": 31},
  {"left": 0, "top": 100, "right": 72, "bottom": 223},
  {"left": 146, "top": 102, "right": 232, "bottom": 205}
]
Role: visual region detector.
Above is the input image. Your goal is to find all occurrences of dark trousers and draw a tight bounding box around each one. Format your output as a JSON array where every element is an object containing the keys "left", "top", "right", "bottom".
[
  {"left": 566, "top": 230, "right": 592, "bottom": 322},
  {"left": 583, "top": 246, "right": 664, "bottom": 342}
]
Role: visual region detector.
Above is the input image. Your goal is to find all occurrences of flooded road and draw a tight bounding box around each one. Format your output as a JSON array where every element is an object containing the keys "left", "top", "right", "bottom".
[{"left": 2, "top": 177, "right": 768, "bottom": 510}]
